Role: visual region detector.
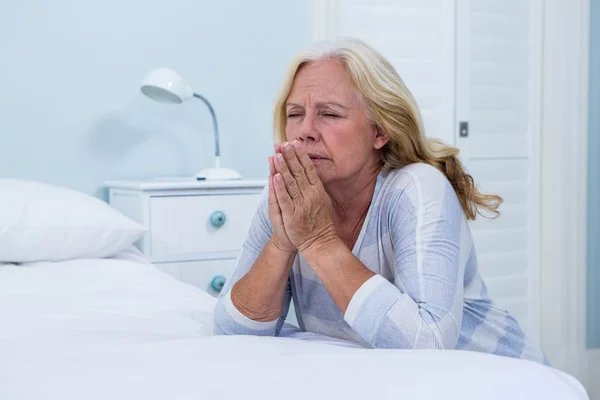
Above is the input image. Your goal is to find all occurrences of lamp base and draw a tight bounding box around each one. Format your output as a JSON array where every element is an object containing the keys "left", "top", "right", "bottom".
[{"left": 195, "top": 167, "right": 242, "bottom": 181}]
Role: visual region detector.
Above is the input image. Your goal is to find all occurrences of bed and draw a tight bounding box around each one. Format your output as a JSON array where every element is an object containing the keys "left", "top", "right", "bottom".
[{"left": 0, "top": 179, "right": 590, "bottom": 400}]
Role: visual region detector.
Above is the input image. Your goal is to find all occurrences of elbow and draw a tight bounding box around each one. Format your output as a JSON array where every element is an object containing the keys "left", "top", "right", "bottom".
[
  {"left": 354, "top": 291, "right": 462, "bottom": 350},
  {"left": 212, "top": 301, "right": 237, "bottom": 336},
  {"left": 439, "top": 331, "right": 459, "bottom": 350},
  {"left": 368, "top": 313, "right": 460, "bottom": 350},
  {"left": 211, "top": 294, "right": 248, "bottom": 336},
  {"left": 412, "top": 312, "right": 460, "bottom": 350},
  {"left": 420, "top": 329, "right": 458, "bottom": 350},
  {"left": 213, "top": 319, "right": 242, "bottom": 336},
  {"left": 212, "top": 321, "right": 228, "bottom": 336},
  {"left": 211, "top": 293, "right": 280, "bottom": 337}
]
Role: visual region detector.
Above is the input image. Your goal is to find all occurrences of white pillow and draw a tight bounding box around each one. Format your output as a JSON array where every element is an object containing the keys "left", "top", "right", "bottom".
[{"left": 0, "top": 179, "right": 147, "bottom": 263}]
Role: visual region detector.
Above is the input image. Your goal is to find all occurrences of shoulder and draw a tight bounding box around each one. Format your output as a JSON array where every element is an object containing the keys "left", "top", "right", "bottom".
[
  {"left": 378, "top": 163, "right": 463, "bottom": 219},
  {"left": 382, "top": 163, "right": 455, "bottom": 201}
]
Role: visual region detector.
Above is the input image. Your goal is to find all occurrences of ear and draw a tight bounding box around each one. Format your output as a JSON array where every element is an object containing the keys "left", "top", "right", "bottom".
[{"left": 373, "top": 127, "right": 390, "bottom": 150}]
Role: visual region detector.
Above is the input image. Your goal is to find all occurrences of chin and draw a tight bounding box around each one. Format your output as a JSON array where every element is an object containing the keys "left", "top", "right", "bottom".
[
  {"left": 315, "top": 167, "right": 337, "bottom": 185},
  {"left": 314, "top": 167, "right": 331, "bottom": 183}
]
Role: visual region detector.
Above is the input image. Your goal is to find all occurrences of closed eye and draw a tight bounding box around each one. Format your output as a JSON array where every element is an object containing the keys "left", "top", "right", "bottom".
[
  {"left": 323, "top": 113, "right": 340, "bottom": 118},
  {"left": 287, "top": 114, "right": 302, "bottom": 118}
]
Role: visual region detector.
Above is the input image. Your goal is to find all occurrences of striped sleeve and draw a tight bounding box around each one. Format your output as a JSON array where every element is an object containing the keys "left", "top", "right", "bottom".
[{"left": 343, "top": 167, "right": 465, "bottom": 349}]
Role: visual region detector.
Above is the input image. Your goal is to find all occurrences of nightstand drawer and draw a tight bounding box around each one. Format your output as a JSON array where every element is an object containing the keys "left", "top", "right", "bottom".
[
  {"left": 156, "top": 259, "right": 237, "bottom": 297},
  {"left": 149, "top": 193, "right": 261, "bottom": 258}
]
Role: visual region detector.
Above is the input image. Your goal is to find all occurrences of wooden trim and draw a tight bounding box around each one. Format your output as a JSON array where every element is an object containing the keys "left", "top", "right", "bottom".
[{"left": 539, "top": 0, "right": 590, "bottom": 385}]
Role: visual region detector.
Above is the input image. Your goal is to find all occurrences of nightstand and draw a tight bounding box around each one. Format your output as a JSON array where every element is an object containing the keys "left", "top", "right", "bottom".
[{"left": 104, "top": 178, "right": 266, "bottom": 297}]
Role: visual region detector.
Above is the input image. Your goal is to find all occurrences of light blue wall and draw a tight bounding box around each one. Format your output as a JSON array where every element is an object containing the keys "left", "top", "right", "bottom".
[
  {"left": 0, "top": 1, "right": 310, "bottom": 199},
  {"left": 588, "top": 0, "right": 600, "bottom": 349}
]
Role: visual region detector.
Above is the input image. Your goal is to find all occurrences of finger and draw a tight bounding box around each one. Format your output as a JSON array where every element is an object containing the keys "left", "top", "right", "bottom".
[
  {"left": 292, "top": 140, "right": 320, "bottom": 185},
  {"left": 273, "top": 173, "right": 294, "bottom": 215},
  {"left": 269, "top": 156, "right": 276, "bottom": 177},
  {"left": 268, "top": 175, "right": 280, "bottom": 212},
  {"left": 275, "top": 153, "right": 301, "bottom": 199},
  {"left": 281, "top": 141, "right": 307, "bottom": 182},
  {"left": 274, "top": 143, "right": 282, "bottom": 154}
]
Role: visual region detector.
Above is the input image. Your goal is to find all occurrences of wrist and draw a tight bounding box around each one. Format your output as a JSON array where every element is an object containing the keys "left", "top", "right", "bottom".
[
  {"left": 298, "top": 225, "right": 341, "bottom": 257},
  {"left": 268, "top": 237, "right": 298, "bottom": 258},
  {"left": 269, "top": 235, "right": 298, "bottom": 255}
]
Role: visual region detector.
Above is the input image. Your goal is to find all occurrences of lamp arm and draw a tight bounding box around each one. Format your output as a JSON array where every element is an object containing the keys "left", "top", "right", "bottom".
[{"left": 192, "top": 93, "right": 220, "bottom": 159}]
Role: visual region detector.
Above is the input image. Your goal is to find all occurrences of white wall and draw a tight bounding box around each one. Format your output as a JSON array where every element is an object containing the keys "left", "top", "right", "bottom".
[{"left": 0, "top": 0, "right": 311, "bottom": 198}]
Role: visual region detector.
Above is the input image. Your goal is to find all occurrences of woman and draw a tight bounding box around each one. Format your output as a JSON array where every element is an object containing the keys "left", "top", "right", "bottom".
[{"left": 213, "top": 38, "right": 547, "bottom": 365}]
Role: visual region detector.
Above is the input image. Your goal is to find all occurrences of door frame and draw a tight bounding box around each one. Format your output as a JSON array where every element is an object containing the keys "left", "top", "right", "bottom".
[{"left": 539, "top": 0, "right": 590, "bottom": 387}]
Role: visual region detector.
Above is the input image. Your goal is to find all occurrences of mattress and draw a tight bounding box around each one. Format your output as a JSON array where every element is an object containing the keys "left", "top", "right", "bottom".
[{"left": 0, "top": 247, "right": 589, "bottom": 400}]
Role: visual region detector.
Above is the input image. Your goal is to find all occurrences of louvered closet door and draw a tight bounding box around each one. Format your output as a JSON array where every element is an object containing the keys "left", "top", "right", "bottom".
[
  {"left": 335, "top": 0, "right": 457, "bottom": 145},
  {"left": 455, "top": 0, "right": 542, "bottom": 341}
]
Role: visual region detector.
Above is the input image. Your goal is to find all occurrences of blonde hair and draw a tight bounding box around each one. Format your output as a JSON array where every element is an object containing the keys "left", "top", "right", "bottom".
[{"left": 273, "top": 37, "right": 502, "bottom": 220}]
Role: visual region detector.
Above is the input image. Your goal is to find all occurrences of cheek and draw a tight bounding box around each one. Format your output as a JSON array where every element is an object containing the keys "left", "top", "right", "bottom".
[
  {"left": 330, "top": 124, "right": 372, "bottom": 157},
  {"left": 284, "top": 123, "right": 293, "bottom": 141},
  {"left": 285, "top": 119, "right": 302, "bottom": 141}
]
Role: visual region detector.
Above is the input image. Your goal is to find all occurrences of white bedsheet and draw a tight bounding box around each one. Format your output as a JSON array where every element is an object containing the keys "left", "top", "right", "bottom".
[{"left": 0, "top": 248, "right": 589, "bottom": 400}]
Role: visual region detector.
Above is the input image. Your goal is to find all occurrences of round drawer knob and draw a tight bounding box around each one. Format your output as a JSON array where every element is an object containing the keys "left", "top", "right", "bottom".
[
  {"left": 210, "top": 211, "right": 226, "bottom": 228},
  {"left": 211, "top": 275, "right": 226, "bottom": 292}
]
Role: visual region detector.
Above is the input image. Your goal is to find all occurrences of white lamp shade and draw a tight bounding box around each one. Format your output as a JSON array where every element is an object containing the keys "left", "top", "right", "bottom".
[
  {"left": 138, "top": 67, "right": 243, "bottom": 181},
  {"left": 140, "top": 68, "right": 193, "bottom": 104}
]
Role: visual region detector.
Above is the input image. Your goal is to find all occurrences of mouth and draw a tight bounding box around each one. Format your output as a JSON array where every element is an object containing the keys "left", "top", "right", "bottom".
[{"left": 308, "top": 153, "right": 328, "bottom": 161}]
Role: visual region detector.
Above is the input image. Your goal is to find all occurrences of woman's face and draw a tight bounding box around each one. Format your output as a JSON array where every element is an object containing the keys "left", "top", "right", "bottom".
[{"left": 284, "top": 59, "right": 388, "bottom": 185}]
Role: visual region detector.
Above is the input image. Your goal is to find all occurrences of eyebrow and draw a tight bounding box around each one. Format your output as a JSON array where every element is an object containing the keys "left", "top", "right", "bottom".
[{"left": 286, "top": 101, "right": 349, "bottom": 111}]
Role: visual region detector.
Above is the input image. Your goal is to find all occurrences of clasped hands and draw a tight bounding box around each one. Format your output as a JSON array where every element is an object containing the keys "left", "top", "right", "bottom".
[{"left": 268, "top": 141, "right": 338, "bottom": 254}]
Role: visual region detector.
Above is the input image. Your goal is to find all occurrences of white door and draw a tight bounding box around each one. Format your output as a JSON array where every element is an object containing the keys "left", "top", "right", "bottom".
[
  {"left": 454, "top": 0, "right": 542, "bottom": 343},
  {"left": 312, "top": 0, "right": 542, "bottom": 343}
]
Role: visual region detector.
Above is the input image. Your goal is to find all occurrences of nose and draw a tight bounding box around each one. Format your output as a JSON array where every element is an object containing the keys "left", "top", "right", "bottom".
[{"left": 296, "top": 113, "right": 320, "bottom": 143}]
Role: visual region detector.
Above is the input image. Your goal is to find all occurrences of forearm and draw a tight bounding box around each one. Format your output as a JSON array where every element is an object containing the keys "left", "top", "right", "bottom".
[
  {"left": 343, "top": 274, "right": 460, "bottom": 349},
  {"left": 302, "top": 234, "right": 460, "bottom": 349},
  {"left": 301, "top": 233, "right": 375, "bottom": 315},
  {"left": 230, "top": 238, "right": 296, "bottom": 322}
]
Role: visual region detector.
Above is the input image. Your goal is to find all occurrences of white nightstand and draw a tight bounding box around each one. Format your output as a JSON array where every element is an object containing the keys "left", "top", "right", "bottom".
[{"left": 104, "top": 178, "right": 266, "bottom": 297}]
